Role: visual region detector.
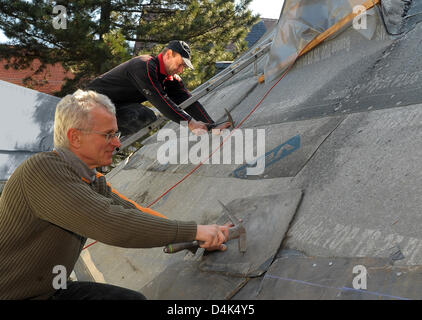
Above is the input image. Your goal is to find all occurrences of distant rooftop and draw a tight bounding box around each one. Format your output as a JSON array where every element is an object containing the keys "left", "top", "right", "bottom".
[
  {"left": 0, "top": 56, "right": 73, "bottom": 95},
  {"left": 245, "top": 18, "right": 278, "bottom": 48}
]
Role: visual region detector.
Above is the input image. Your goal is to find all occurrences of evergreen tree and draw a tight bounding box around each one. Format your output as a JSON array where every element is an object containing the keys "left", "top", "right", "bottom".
[{"left": 0, "top": 0, "right": 258, "bottom": 95}]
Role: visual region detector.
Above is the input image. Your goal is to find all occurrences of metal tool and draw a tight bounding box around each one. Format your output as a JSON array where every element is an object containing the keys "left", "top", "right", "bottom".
[
  {"left": 206, "top": 108, "right": 235, "bottom": 131},
  {"left": 218, "top": 200, "right": 246, "bottom": 253},
  {"left": 163, "top": 201, "right": 246, "bottom": 254}
]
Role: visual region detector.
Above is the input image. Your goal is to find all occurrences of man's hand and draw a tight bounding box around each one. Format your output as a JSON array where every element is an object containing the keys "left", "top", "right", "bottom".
[
  {"left": 196, "top": 223, "right": 232, "bottom": 251},
  {"left": 188, "top": 119, "right": 208, "bottom": 136}
]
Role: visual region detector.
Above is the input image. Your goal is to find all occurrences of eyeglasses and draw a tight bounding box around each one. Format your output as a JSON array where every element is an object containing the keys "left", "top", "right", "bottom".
[{"left": 77, "top": 129, "right": 121, "bottom": 143}]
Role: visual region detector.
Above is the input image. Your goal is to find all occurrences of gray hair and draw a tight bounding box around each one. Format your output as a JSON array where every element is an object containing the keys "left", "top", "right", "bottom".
[{"left": 54, "top": 89, "right": 116, "bottom": 148}]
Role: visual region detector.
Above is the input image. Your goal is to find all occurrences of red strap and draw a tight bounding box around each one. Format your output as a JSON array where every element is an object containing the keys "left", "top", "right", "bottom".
[{"left": 84, "top": 172, "right": 169, "bottom": 219}]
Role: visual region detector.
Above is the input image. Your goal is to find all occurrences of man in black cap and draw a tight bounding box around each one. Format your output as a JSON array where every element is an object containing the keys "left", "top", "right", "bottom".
[{"left": 87, "top": 40, "right": 230, "bottom": 136}]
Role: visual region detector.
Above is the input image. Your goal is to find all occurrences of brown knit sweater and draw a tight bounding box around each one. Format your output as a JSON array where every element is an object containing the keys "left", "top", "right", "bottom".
[{"left": 0, "top": 150, "right": 197, "bottom": 299}]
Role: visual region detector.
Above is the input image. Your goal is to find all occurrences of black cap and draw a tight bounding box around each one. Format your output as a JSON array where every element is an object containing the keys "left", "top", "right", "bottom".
[{"left": 167, "top": 40, "right": 194, "bottom": 69}]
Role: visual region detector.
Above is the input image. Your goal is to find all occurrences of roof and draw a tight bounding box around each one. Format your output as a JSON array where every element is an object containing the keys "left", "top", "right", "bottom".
[
  {"left": 2, "top": 0, "right": 422, "bottom": 300},
  {"left": 75, "top": 0, "right": 422, "bottom": 300}
]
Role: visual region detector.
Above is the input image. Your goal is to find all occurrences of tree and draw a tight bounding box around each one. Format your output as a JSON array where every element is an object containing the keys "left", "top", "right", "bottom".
[{"left": 0, "top": 0, "right": 258, "bottom": 96}]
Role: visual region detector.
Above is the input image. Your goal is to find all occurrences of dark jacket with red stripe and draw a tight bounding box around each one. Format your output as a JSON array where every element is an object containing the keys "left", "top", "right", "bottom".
[{"left": 87, "top": 54, "right": 214, "bottom": 124}]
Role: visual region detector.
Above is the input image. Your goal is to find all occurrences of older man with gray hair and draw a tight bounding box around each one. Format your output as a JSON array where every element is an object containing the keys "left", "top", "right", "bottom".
[{"left": 0, "top": 89, "right": 229, "bottom": 300}]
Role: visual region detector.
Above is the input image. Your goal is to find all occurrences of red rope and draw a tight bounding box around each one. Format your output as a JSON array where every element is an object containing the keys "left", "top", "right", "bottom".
[{"left": 146, "top": 59, "right": 296, "bottom": 208}]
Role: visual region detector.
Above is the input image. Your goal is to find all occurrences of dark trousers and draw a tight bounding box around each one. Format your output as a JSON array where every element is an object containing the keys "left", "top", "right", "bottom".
[
  {"left": 49, "top": 281, "right": 147, "bottom": 300},
  {"left": 116, "top": 103, "right": 158, "bottom": 136}
]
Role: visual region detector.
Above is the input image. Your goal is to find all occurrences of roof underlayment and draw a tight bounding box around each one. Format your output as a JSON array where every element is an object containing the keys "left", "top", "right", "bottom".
[
  {"left": 74, "top": 0, "right": 422, "bottom": 300},
  {"left": 2, "top": 0, "right": 422, "bottom": 300}
]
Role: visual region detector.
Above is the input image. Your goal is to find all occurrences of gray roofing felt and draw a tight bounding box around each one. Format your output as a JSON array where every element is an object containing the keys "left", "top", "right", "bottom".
[{"left": 76, "top": 0, "right": 422, "bottom": 300}]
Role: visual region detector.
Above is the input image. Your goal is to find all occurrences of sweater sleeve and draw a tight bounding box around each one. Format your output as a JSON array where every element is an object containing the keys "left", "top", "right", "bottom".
[
  {"left": 21, "top": 153, "right": 197, "bottom": 248},
  {"left": 127, "top": 58, "right": 193, "bottom": 123}
]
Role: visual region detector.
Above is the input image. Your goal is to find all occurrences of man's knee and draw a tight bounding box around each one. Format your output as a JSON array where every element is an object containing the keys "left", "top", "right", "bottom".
[{"left": 116, "top": 103, "right": 157, "bottom": 136}]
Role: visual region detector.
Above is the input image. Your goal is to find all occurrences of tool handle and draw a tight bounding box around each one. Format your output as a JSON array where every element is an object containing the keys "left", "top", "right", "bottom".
[
  {"left": 206, "top": 122, "right": 218, "bottom": 130},
  {"left": 206, "top": 121, "right": 230, "bottom": 131},
  {"left": 163, "top": 241, "right": 199, "bottom": 254}
]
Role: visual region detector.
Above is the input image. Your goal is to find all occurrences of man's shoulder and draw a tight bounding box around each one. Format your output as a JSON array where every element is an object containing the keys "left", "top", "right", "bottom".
[
  {"left": 129, "top": 55, "right": 155, "bottom": 66},
  {"left": 117, "top": 55, "right": 156, "bottom": 78},
  {"left": 7, "top": 152, "right": 62, "bottom": 184},
  {"left": 25, "top": 151, "right": 60, "bottom": 166},
  {"left": 92, "top": 56, "right": 153, "bottom": 79},
  {"left": 20, "top": 151, "right": 85, "bottom": 188},
  {"left": 24, "top": 151, "right": 72, "bottom": 175},
  {"left": 137, "top": 54, "right": 154, "bottom": 61}
]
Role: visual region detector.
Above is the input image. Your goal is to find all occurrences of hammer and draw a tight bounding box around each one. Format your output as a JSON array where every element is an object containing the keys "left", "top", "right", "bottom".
[
  {"left": 206, "top": 108, "right": 235, "bottom": 131},
  {"left": 163, "top": 200, "right": 246, "bottom": 254}
]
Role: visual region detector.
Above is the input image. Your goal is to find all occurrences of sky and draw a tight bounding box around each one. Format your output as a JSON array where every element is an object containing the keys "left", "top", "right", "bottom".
[
  {"left": 248, "top": 0, "right": 284, "bottom": 19},
  {"left": 0, "top": 1, "right": 284, "bottom": 43}
]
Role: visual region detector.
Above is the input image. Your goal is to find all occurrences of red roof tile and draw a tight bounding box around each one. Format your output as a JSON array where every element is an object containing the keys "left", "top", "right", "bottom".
[{"left": 0, "top": 58, "right": 74, "bottom": 95}]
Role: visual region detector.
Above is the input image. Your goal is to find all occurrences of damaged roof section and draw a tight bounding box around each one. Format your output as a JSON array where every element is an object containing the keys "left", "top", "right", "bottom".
[
  {"left": 16, "top": 0, "right": 419, "bottom": 299},
  {"left": 141, "top": 192, "right": 303, "bottom": 299}
]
